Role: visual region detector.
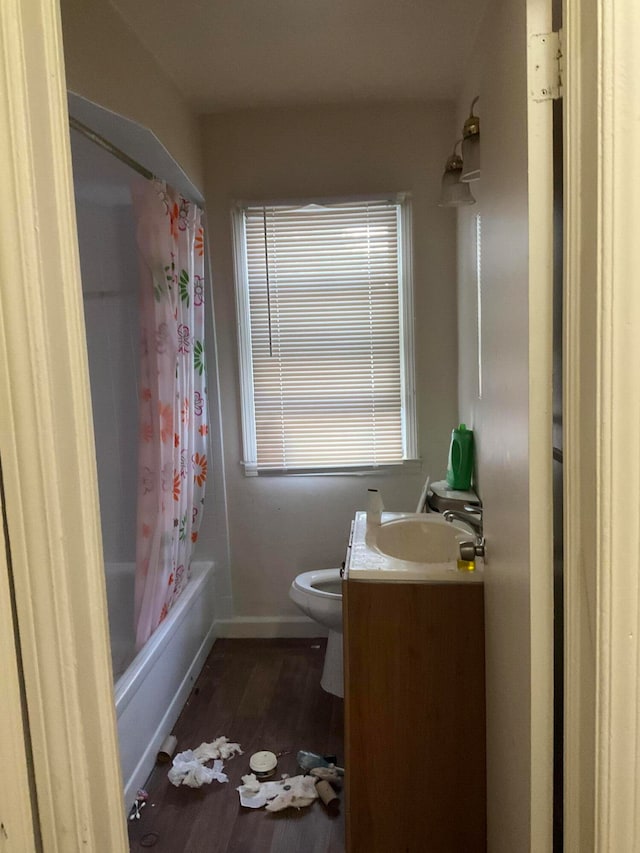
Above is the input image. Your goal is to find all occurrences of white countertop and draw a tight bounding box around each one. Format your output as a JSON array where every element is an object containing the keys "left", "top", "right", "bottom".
[{"left": 346, "top": 511, "right": 484, "bottom": 583}]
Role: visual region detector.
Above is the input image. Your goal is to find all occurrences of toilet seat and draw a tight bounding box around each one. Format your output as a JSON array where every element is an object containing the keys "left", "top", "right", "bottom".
[
  {"left": 291, "top": 568, "right": 342, "bottom": 599},
  {"left": 289, "top": 568, "right": 344, "bottom": 696},
  {"left": 289, "top": 568, "right": 342, "bottom": 632}
]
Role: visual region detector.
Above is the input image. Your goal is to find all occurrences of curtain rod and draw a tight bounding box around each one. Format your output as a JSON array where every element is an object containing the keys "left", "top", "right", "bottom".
[{"left": 69, "top": 115, "right": 154, "bottom": 181}]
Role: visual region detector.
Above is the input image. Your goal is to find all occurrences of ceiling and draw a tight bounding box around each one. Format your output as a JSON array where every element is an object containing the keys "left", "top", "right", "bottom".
[{"left": 109, "top": 0, "right": 487, "bottom": 112}]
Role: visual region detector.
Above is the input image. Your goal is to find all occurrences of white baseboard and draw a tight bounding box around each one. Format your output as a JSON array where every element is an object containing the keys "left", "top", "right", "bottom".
[
  {"left": 214, "top": 615, "right": 328, "bottom": 639},
  {"left": 122, "top": 622, "right": 216, "bottom": 807}
]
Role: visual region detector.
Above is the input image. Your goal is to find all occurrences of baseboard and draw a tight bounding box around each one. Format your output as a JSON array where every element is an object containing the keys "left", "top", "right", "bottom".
[
  {"left": 214, "top": 615, "right": 328, "bottom": 639},
  {"left": 122, "top": 621, "right": 217, "bottom": 807}
]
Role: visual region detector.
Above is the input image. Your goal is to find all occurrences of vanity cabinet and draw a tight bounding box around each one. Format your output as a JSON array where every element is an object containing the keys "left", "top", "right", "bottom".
[{"left": 343, "top": 577, "right": 486, "bottom": 852}]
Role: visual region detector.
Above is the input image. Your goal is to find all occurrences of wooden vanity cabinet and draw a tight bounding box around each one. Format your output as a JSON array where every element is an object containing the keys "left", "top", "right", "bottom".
[{"left": 343, "top": 578, "right": 486, "bottom": 853}]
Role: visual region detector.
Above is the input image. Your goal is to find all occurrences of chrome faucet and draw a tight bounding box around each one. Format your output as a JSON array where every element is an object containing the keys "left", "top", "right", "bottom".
[{"left": 443, "top": 505, "right": 485, "bottom": 560}]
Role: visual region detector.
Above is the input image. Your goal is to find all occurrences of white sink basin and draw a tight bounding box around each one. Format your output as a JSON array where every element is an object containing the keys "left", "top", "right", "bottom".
[
  {"left": 373, "top": 515, "right": 468, "bottom": 564},
  {"left": 347, "top": 512, "right": 482, "bottom": 583}
]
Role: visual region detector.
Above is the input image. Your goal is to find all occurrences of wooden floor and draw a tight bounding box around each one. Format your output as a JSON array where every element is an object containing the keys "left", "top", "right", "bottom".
[{"left": 128, "top": 639, "right": 345, "bottom": 853}]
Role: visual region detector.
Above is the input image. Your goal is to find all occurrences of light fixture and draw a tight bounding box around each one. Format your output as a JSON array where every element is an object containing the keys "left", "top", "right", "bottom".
[
  {"left": 461, "top": 96, "right": 480, "bottom": 182},
  {"left": 438, "top": 140, "right": 476, "bottom": 207}
]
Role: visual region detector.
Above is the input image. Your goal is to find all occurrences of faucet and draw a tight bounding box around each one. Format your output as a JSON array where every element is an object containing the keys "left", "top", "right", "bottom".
[{"left": 443, "top": 505, "right": 485, "bottom": 560}]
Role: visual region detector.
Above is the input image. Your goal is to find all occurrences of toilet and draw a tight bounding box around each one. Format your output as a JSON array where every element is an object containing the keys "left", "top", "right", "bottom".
[{"left": 289, "top": 569, "right": 343, "bottom": 698}]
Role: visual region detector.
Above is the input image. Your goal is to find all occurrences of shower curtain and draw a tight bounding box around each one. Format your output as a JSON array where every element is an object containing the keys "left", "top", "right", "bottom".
[{"left": 132, "top": 180, "right": 208, "bottom": 650}]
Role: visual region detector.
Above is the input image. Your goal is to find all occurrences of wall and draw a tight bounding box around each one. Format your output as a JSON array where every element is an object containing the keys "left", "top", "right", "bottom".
[
  {"left": 60, "top": 0, "right": 204, "bottom": 192},
  {"left": 456, "top": 0, "right": 553, "bottom": 850},
  {"left": 203, "top": 102, "right": 459, "bottom": 623}
]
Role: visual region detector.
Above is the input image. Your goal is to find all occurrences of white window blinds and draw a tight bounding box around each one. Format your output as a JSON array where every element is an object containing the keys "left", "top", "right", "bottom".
[{"left": 233, "top": 197, "right": 416, "bottom": 474}]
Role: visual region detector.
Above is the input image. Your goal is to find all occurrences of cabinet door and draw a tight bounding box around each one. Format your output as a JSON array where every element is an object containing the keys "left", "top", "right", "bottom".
[{"left": 343, "top": 580, "right": 486, "bottom": 853}]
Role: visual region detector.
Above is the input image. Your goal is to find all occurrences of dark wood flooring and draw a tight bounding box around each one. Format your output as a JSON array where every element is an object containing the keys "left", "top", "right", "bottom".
[{"left": 128, "top": 638, "right": 345, "bottom": 853}]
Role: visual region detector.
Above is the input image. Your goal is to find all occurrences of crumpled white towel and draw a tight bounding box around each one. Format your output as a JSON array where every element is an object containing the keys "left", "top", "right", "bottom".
[
  {"left": 168, "top": 751, "right": 228, "bottom": 788},
  {"left": 192, "top": 737, "right": 243, "bottom": 762},
  {"left": 167, "top": 736, "right": 242, "bottom": 788},
  {"left": 168, "top": 751, "right": 229, "bottom": 788}
]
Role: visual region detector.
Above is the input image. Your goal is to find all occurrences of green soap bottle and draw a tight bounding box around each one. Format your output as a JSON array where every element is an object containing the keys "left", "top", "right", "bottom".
[{"left": 446, "top": 423, "right": 474, "bottom": 490}]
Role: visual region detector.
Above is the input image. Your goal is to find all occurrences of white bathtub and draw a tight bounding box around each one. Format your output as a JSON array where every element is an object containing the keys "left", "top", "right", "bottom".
[{"left": 105, "top": 560, "right": 216, "bottom": 806}]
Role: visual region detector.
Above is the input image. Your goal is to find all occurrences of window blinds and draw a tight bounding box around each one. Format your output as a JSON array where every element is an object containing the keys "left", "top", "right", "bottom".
[{"left": 240, "top": 198, "right": 408, "bottom": 473}]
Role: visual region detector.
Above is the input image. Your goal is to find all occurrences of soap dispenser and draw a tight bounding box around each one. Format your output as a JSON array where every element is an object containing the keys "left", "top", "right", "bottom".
[
  {"left": 446, "top": 424, "right": 474, "bottom": 491},
  {"left": 367, "top": 488, "right": 384, "bottom": 526}
]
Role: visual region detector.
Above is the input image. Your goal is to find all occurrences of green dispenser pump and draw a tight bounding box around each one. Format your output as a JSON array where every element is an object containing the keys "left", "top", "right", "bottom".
[{"left": 446, "top": 424, "right": 474, "bottom": 491}]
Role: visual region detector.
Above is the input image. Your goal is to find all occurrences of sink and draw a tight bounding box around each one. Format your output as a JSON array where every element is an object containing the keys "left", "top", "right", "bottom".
[
  {"left": 347, "top": 511, "right": 482, "bottom": 582},
  {"left": 371, "top": 514, "right": 469, "bottom": 564}
]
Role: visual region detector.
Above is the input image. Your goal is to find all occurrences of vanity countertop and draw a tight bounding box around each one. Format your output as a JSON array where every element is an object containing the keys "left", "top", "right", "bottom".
[{"left": 346, "top": 511, "right": 484, "bottom": 583}]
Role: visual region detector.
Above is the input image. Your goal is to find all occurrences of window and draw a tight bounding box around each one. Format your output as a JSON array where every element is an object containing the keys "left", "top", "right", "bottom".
[{"left": 232, "top": 195, "right": 416, "bottom": 474}]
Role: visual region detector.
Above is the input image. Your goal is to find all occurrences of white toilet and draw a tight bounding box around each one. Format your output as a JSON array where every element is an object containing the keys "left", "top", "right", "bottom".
[{"left": 289, "top": 569, "right": 343, "bottom": 698}]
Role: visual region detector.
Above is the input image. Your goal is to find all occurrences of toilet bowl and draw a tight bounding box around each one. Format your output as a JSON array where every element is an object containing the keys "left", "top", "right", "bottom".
[{"left": 289, "top": 569, "right": 343, "bottom": 697}]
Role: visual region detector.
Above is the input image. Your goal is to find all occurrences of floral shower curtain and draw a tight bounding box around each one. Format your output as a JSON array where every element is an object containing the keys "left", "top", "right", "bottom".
[{"left": 132, "top": 180, "right": 208, "bottom": 650}]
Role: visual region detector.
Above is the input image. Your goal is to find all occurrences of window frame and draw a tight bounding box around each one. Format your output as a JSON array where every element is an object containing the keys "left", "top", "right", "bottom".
[{"left": 231, "top": 193, "right": 417, "bottom": 476}]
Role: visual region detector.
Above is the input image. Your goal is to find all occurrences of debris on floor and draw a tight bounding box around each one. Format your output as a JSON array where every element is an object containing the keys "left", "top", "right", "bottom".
[
  {"left": 129, "top": 789, "right": 149, "bottom": 820},
  {"left": 167, "top": 736, "right": 243, "bottom": 788},
  {"left": 249, "top": 749, "right": 278, "bottom": 779},
  {"left": 156, "top": 734, "right": 178, "bottom": 764},
  {"left": 192, "top": 736, "right": 243, "bottom": 762},
  {"left": 237, "top": 773, "right": 319, "bottom": 812},
  {"left": 168, "top": 752, "right": 228, "bottom": 788},
  {"left": 309, "top": 765, "right": 342, "bottom": 783},
  {"left": 315, "top": 779, "right": 340, "bottom": 814},
  {"left": 297, "top": 749, "right": 344, "bottom": 775}
]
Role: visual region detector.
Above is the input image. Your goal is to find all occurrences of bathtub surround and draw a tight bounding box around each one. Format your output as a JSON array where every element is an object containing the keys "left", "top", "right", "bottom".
[
  {"left": 113, "top": 561, "right": 216, "bottom": 807},
  {"left": 74, "top": 166, "right": 140, "bottom": 565},
  {"left": 72, "top": 127, "right": 221, "bottom": 809},
  {"left": 132, "top": 180, "right": 209, "bottom": 649}
]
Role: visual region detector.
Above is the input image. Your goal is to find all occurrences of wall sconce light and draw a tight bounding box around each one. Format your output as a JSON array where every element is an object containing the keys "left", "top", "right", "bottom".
[
  {"left": 438, "top": 140, "right": 476, "bottom": 207},
  {"left": 461, "top": 96, "right": 480, "bottom": 182}
]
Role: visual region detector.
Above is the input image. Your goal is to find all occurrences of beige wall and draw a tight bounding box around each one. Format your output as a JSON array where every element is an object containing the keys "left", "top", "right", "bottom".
[
  {"left": 203, "top": 102, "right": 458, "bottom": 619},
  {"left": 60, "top": 0, "right": 204, "bottom": 191},
  {"left": 457, "top": 0, "right": 553, "bottom": 849}
]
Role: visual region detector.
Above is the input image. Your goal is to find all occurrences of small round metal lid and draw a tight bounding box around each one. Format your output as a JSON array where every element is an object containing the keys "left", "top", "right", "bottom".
[{"left": 249, "top": 750, "right": 277, "bottom": 774}]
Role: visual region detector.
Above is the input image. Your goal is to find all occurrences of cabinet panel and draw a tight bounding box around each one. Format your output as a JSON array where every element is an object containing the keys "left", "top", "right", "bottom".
[{"left": 344, "top": 580, "right": 486, "bottom": 852}]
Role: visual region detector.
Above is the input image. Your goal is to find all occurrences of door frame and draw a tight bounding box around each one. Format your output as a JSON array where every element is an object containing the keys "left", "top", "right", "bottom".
[
  {"left": 0, "top": 0, "right": 127, "bottom": 848},
  {"left": 564, "top": 0, "right": 640, "bottom": 850},
  {"left": 0, "top": 468, "right": 37, "bottom": 851}
]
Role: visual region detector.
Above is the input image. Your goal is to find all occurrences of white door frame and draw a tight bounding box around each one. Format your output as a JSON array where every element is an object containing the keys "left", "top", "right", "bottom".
[
  {"left": 564, "top": 0, "right": 640, "bottom": 850},
  {"left": 0, "top": 471, "right": 37, "bottom": 852},
  {"left": 0, "top": 0, "right": 127, "bottom": 849}
]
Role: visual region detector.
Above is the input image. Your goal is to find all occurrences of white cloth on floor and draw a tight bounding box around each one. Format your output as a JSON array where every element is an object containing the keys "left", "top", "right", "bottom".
[
  {"left": 237, "top": 774, "right": 319, "bottom": 811},
  {"left": 192, "top": 737, "right": 243, "bottom": 762},
  {"left": 167, "top": 736, "right": 242, "bottom": 788},
  {"left": 168, "top": 751, "right": 229, "bottom": 788}
]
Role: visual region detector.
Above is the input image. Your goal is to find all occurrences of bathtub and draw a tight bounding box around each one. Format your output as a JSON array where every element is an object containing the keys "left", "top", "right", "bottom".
[{"left": 105, "top": 560, "right": 216, "bottom": 806}]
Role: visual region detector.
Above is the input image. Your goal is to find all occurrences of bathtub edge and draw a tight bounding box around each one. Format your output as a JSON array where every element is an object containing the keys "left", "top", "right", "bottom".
[
  {"left": 114, "top": 561, "right": 213, "bottom": 716},
  {"left": 122, "top": 619, "right": 217, "bottom": 807}
]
